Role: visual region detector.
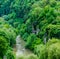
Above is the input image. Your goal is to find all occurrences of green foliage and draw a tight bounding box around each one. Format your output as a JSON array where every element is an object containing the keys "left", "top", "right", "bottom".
[
  {"left": 6, "top": 50, "right": 15, "bottom": 59},
  {"left": 25, "top": 34, "right": 41, "bottom": 50},
  {"left": 46, "top": 24, "right": 60, "bottom": 39},
  {"left": 35, "top": 39, "right": 60, "bottom": 59},
  {"left": 18, "top": 55, "right": 25, "bottom": 59},
  {"left": 26, "top": 54, "right": 38, "bottom": 59},
  {"left": 0, "top": 0, "right": 60, "bottom": 59},
  {"left": 0, "top": 36, "right": 8, "bottom": 58},
  {"left": 0, "top": 0, "right": 13, "bottom": 16},
  {"left": 22, "top": 33, "right": 29, "bottom": 41},
  {"left": 0, "top": 57, "right": 2, "bottom": 59},
  {"left": 18, "top": 54, "right": 38, "bottom": 59},
  {"left": 47, "top": 38, "right": 60, "bottom": 46},
  {"left": 20, "top": 24, "right": 27, "bottom": 36},
  {"left": 0, "top": 17, "right": 16, "bottom": 58},
  {"left": 0, "top": 27, "right": 16, "bottom": 47},
  {"left": 11, "top": 0, "right": 38, "bottom": 18}
]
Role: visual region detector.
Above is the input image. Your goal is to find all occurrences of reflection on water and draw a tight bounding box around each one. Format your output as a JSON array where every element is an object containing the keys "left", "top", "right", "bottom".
[{"left": 16, "top": 35, "right": 33, "bottom": 58}]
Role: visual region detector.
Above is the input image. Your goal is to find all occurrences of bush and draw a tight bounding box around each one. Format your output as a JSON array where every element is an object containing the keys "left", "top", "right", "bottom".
[
  {"left": 0, "top": 36, "right": 8, "bottom": 58},
  {"left": 34, "top": 44, "right": 46, "bottom": 59},
  {"left": 47, "top": 43, "right": 60, "bottom": 59},
  {"left": 35, "top": 39, "right": 60, "bottom": 59},
  {"left": 22, "top": 33, "right": 29, "bottom": 41},
  {"left": 6, "top": 50, "right": 15, "bottom": 59},
  {"left": 0, "top": 17, "right": 16, "bottom": 47},
  {"left": 0, "top": 57, "right": 2, "bottom": 59},
  {"left": 0, "top": 17, "right": 16, "bottom": 58},
  {"left": 47, "top": 38, "right": 60, "bottom": 46},
  {"left": 18, "top": 55, "right": 25, "bottom": 59},
  {"left": 25, "top": 34, "right": 41, "bottom": 50},
  {"left": 26, "top": 54, "right": 38, "bottom": 59},
  {"left": 0, "top": 28, "right": 16, "bottom": 47},
  {"left": 18, "top": 54, "right": 38, "bottom": 59},
  {"left": 20, "top": 24, "right": 27, "bottom": 36},
  {"left": 46, "top": 24, "right": 60, "bottom": 39}
]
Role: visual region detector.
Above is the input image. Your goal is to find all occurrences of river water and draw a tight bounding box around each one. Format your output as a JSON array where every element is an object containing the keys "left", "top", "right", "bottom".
[
  {"left": 3, "top": 35, "right": 33, "bottom": 59},
  {"left": 16, "top": 35, "right": 33, "bottom": 58}
]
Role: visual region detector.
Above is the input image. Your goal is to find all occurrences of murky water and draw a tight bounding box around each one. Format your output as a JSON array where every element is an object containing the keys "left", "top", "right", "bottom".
[{"left": 16, "top": 35, "right": 33, "bottom": 58}]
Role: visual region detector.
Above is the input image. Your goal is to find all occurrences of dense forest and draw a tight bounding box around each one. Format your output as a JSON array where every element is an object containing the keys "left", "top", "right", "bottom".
[{"left": 0, "top": 0, "right": 60, "bottom": 59}]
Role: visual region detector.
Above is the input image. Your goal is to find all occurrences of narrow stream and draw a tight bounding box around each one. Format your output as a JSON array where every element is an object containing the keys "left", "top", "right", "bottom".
[{"left": 16, "top": 35, "right": 33, "bottom": 58}]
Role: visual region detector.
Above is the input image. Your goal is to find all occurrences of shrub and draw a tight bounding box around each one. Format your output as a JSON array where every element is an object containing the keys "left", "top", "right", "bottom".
[
  {"left": 47, "top": 43, "right": 60, "bottom": 59},
  {"left": 20, "top": 24, "right": 27, "bottom": 36},
  {"left": 6, "top": 50, "right": 15, "bottom": 59},
  {"left": 18, "top": 55, "right": 25, "bottom": 59},
  {"left": 47, "top": 38, "right": 60, "bottom": 46},
  {"left": 0, "top": 36, "right": 8, "bottom": 58},
  {"left": 0, "top": 57, "right": 2, "bottom": 59},
  {"left": 25, "top": 34, "right": 41, "bottom": 50},
  {"left": 35, "top": 39, "right": 60, "bottom": 59},
  {"left": 0, "top": 28, "right": 16, "bottom": 47},
  {"left": 26, "top": 54, "right": 38, "bottom": 59},
  {"left": 22, "top": 33, "right": 29, "bottom": 41},
  {"left": 0, "top": 17, "right": 16, "bottom": 47},
  {"left": 18, "top": 54, "right": 38, "bottom": 59},
  {"left": 46, "top": 24, "right": 60, "bottom": 39},
  {"left": 34, "top": 44, "right": 47, "bottom": 59}
]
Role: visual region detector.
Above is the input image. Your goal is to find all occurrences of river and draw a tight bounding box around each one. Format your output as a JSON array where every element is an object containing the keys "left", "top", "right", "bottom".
[
  {"left": 3, "top": 35, "right": 33, "bottom": 59},
  {"left": 16, "top": 35, "right": 33, "bottom": 58}
]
